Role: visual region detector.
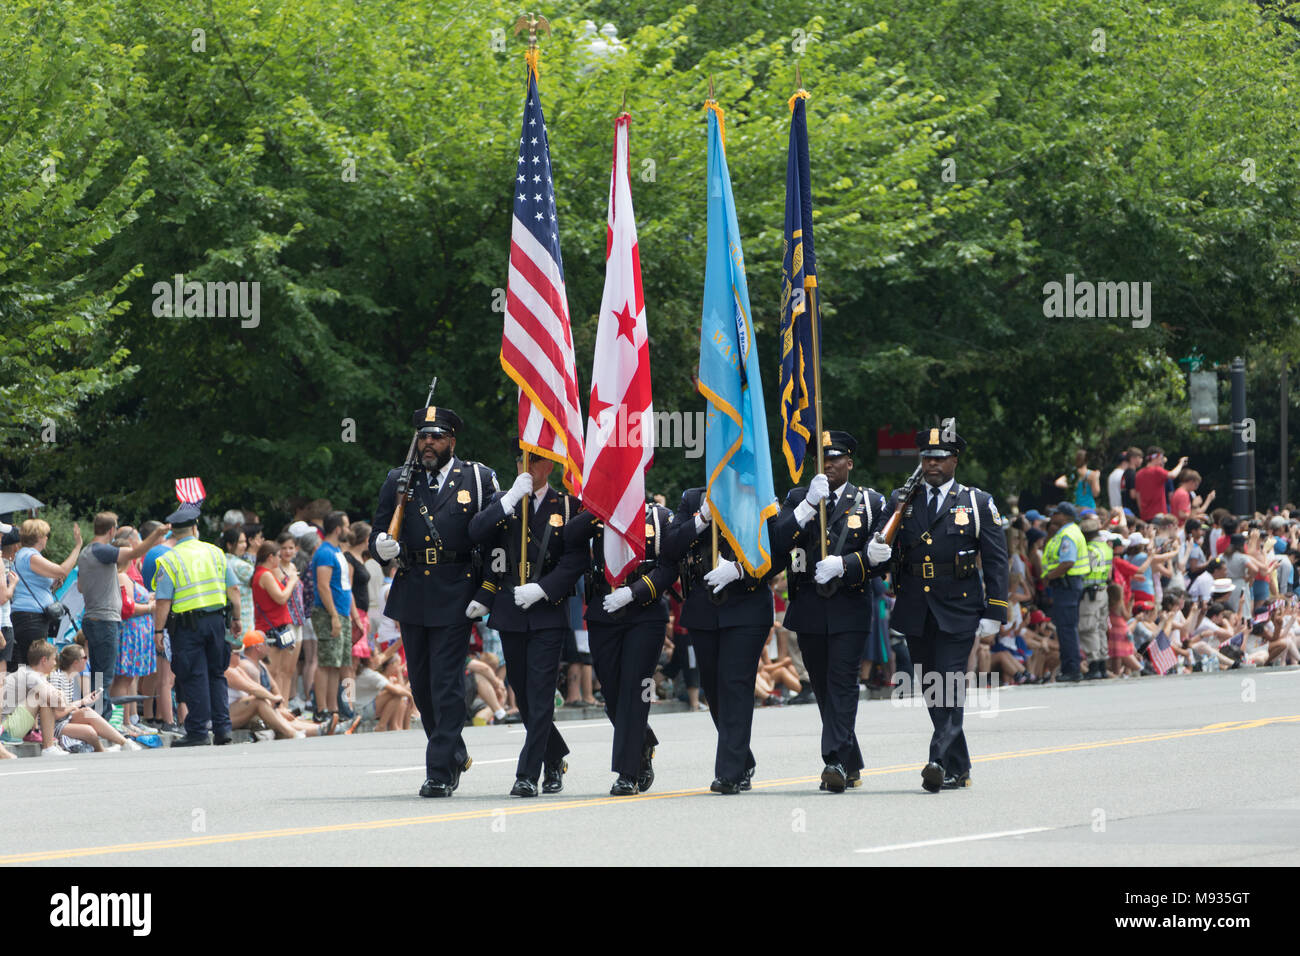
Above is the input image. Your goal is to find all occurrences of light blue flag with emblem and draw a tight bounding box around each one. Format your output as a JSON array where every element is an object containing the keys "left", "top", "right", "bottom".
[{"left": 698, "top": 101, "right": 778, "bottom": 577}]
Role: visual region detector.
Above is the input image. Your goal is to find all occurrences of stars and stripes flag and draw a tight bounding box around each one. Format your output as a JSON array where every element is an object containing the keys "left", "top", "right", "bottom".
[
  {"left": 1148, "top": 629, "right": 1177, "bottom": 675},
  {"left": 500, "top": 61, "right": 585, "bottom": 495},
  {"left": 582, "top": 113, "right": 654, "bottom": 584},
  {"left": 175, "top": 477, "right": 206, "bottom": 504}
]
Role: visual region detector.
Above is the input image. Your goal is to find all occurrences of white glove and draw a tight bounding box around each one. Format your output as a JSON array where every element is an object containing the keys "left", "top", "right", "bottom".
[
  {"left": 703, "top": 559, "right": 743, "bottom": 594},
  {"left": 501, "top": 472, "right": 534, "bottom": 511},
  {"left": 603, "top": 587, "right": 634, "bottom": 613},
  {"left": 694, "top": 497, "right": 712, "bottom": 533},
  {"left": 465, "top": 601, "right": 489, "bottom": 619},
  {"left": 867, "top": 537, "right": 893, "bottom": 567},
  {"left": 513, "top": 582, "right": 546, "bottom": 609},
  {"left": 814, "top": 556, "right": 845, "bottom": 584},
  {"left": 374, "top": 532, "right": 401, "bottom": 561},
  {"left": 976, "top": 618, "right": 1001, "bottom": 638},
  {"left": 806, "top": 474, "right": 830, "bottom": 506}
]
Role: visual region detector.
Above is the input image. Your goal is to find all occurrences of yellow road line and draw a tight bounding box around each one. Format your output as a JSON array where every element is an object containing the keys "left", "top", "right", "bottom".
[{"left": 3, "top": 713, "right": 1295, "bottom": 865}]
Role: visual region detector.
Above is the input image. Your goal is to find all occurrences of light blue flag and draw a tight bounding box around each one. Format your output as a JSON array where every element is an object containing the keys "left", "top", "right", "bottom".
[{"left": 698, "top": 102, "right": 778, "bottom": 577}]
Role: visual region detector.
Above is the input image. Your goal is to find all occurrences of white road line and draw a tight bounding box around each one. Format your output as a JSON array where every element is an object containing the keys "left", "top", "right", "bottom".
[
  {"left": 982, "top": 705, "right": 1049, "bottom": 714},
  {"left": 856, "top": 827, "right": 1053, "bottom": 855},
  {"left": 367, "top": 758, "right": 515, "bottom": 774},
  {"left": 0, "top": 767, "right": 77, "bottom": 777}
]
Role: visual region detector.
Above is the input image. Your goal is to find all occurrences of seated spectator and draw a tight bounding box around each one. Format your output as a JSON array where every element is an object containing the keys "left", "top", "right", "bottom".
[
  {"left": 1187, "top": 600, "right": 1243, "bottom": 669},
  {"left": 755, "top": 640, "right": 801, "bottom": 703},
  {"left": 986, "top": 620, "right": 1029, "bottom": 684},
  {"left": 353, "top": 646, "right": 415, "bottom": 732},
  {"left": 1022, "top": 609, "right": 1059, "bottom": 681},
  {"left": 47, "top": 644, "right": 143, "bottom": 752},
  {"left": 1, "top": 641, "right": 69, "bottom": 756},
  {"left": 465, "top": 651, "right": 508, "bottom": 727},
  {"left": 226, "top": 632, "right": 339, "bottom": 738}
]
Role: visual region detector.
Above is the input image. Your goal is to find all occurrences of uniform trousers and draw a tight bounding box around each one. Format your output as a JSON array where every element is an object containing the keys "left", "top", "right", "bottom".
[
  {"left": 589, "top": 620, "right": 660, "bottom": 777},
  {"left": 905, "top": 610, "right": 975, "bottom": 777},
  {"left": 691, "top": 624, "right": 767, "bottom": 782},
  {"left": 799, "top": 630, "right": 866, "bottom": 771},
  {"left": 1049, "top": 580, "right": 1083, "bottom": 673},
  {"left": 171, "top": 612, "right": 232, "bottom": 738},
  {"left": 499, "top": 628, "right": 570, "bottom": 782},
  {"left": 402, "top": 622, "right": 470, "bottom": 783},
  {"left": 1078, "top": 589, "right": 1109, "bottom": 662}
]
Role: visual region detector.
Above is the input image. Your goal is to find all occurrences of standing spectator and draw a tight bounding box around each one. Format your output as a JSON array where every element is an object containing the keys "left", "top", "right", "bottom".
[
  {"left": 251, "top": 540, "right": 299, "bottom": 708},
  {"left": 1105, "top": 585, "right": 1141, "bottom": 677},
  {"left": 309, "top": 511, "right": 353, "bottom": 726},
  {"left": 1106, "top": 452, "right": 1128, "bottom": 512},
  {"left": 1055, "top": 450, "right": 1101, "bottom": 509},
  {"left": 11, "top": 518, "right": 82, "bottom": 668},
  {"left": 112, "top": 527, "right": 157, "bottom": 732},
  {"left": 1117, "top": 447, "right": 1144, "bottom": 515},
  {"left": 292, "top": 524, "right": 321, "bottom": 709},
  {"left": 1169, "top": 470, "right": 1214, "bottom": 523},
  {"left": 0, "top": 525, "right": 19, "bottom": 683},
  {"left": 138, "top": 520, "right": 178, "bottom": 731},
  {"left": 273, "top": 531, "right": 306, "bottom": 707},
  {"left": 221, "top": 527, "right": 254, "bottom": 649},
  {"left": 76, "top": 513, "right": 166, "bottom": 703},
  {"left": 341, "top": 522, "right": 372, "bottom": 719},
  {"left": 1133, "top": 447, "right": 1188, "bottom": 522}
]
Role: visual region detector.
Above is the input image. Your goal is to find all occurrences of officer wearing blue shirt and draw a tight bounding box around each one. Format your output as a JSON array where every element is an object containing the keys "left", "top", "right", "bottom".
[
  {"left": 856, "top": 426, "right": 1008, "bottom": 792},
  {"left": 1042, "top": 502, "right": 1089, "bottom": 681}
]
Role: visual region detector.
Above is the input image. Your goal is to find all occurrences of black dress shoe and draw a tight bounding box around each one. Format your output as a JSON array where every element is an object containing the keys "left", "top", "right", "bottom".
[
  {"left": 941, "top": 770, "right": 972, "bottom": 790},
  {"left": 212, "top": 734, "right": 232, "bottom": 746},
  {"left": 451, "top": 755, "right": 472, "bottom": 792},
  {"left": 419, "top": 779, "right": 454, "bottom": 798},
  {"left": 1082, "top": 662, "right": 1105, "bottom": 680},
  {"left": 542, "top": 759, "right": 567, "bottom": 794},
  {"left": 739, "top": 766, "right": 755, "bottom": 791},
  {"left": 1057, "top": 669, "right": 1083, "bottom": 683},
  {"left": 820, "top": 762, "right": 848, "bottom": 793},
  {"left": 921, "top": 761, "right": 945, "bottom": 793},
  {"left": 171, "top": 734, "right": 211, "bottom": 747},
  {"left": 846, "top": 769, "right": 863, "bottom": 789},
  {"left": 510, "top": 777, "right": 538, "bottom": 798},
  {"left": 501, "top": 712, "right": 523, "bottom": 724},
  {"left": 610, "top": 776, "right": 638, "bottom": 796},
  {"left": 710, "top": 777, "right": 741, "bottom": 794},
  {"left": 637, "top": 742, "right": 655, "bottom": 793}
]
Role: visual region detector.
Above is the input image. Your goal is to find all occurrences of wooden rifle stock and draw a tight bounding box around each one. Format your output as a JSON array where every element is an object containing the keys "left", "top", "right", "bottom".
[{"left": 873, "top": 462, "right": 926, "bottom": 547}]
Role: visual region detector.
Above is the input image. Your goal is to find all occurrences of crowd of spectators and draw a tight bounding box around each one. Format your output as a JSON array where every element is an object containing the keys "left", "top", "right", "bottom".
[{"left": 3, "top": 447, "right": 1299, "bottom": 758}]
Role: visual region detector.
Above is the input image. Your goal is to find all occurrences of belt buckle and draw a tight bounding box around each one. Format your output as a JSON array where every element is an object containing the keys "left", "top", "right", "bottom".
[
  {"left": 922, "top": 562, "right": 935, "bottom": 579},
  {"left": 425, "top": 547, "right": 438, "bottom": 565}
]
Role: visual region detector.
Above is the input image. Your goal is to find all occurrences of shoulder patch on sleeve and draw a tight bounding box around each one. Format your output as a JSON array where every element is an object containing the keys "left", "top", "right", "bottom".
[{"left": 986, "top": 494, "right": 1001, "bottom": 524}]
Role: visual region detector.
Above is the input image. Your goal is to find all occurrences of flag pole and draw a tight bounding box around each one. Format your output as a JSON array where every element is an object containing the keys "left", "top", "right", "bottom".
[
  {"left": 706, "top": 73, "right": 719, "bottom": 574},
  {"left": 520, "top": 449, "right": 530, "bottom": 586}
]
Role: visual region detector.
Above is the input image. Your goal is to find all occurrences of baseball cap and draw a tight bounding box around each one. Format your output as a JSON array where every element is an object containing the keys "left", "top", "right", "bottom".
[
  {"left": 1132, "top": 599, "right": 1154, "bottom": 612},
  {"left": 242, "top": 629, "right": 266, "bottom": 649},
  {"left": 287, "top": 520, "right": 311, "bottom": 538},
  {"left": 1127, "top": 532, "right": 1146, "bottom": 548},
  {"left": 1024, "top": 510, "right": 1045, "bottom": 522},
  {"left": 1028, "top": 610, "right": 1048, "bottom": 626}
]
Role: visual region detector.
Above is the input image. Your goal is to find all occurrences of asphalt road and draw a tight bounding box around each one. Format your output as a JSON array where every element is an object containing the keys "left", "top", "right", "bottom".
[{"left": 3, "top": 668, "right": 1298, "bottom": 866}]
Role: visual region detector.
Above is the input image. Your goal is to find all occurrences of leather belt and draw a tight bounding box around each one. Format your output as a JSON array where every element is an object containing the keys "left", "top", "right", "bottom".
[
  {"left": 172, "top": 607, "right": 223, "bottom": 628},
  {"left": 904, "top": 561, "right": 955, "bottom": 578},
  {"left": 413, "top": 547, "right": 468, "bottom": 565}
]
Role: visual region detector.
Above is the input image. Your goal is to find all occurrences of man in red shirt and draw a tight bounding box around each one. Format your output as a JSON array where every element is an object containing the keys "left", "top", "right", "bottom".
[
  {"left": 1169, "top": 469, "right": 1214, "bottom": 522},
  {"left": 1133, "top": 446, "right": 1187, "bottom": 521}
]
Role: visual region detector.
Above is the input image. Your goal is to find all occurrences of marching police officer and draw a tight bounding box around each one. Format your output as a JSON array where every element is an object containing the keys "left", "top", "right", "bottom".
[
  {"left": 859, "top": 426, "right": 1008, "bottom": 792},
  {"left": 775, "top": 430, "right": 887, "bottom": 793},
  {"left": 370, "top": 406, "right": 498, "bottom": 798},
  {"left": 660, "top": 488, "right": 790, "bottom": 794},
  {"left": 1042, "top": 502, "right": 1088, "bottom": 682},
  {"left": 468, "top": 452, "right": 580, "bottom": 797},
  {"left": 151, "top": 503, "right": 240, "bottom": 746},
  {"left": 563, "top": 499, "right": 678, "bottom": 795}
]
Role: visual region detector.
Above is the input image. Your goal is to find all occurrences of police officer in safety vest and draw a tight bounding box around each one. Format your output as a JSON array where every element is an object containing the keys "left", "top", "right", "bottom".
[
  {"left": 151, "top": 503, "right": 241, "bottom": 746},
  {"left": 1078, "top": 516, "right": 1112, "bottom": 680},
  {"left": 856, "top": 425, "right": 1009, "bottom": 792},
  {"left": 369, "top": 406, "right": 498, "bottom": 798},
  {"left": 1042, "top": 502, "right": 1090, "bottom": 681},
  {"left": 774, "top": 430, "right": 888, "bottom": 793}
]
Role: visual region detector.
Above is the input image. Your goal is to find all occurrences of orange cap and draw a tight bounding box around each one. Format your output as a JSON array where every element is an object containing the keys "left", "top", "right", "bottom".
[{"left": 242, "top": 629, "right": 266, "bottom": 648}]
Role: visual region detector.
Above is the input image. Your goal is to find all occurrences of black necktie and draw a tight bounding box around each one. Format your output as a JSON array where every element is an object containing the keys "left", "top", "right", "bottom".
[{"left": 928, "top": 487, "right": 940, "bottom": 526}]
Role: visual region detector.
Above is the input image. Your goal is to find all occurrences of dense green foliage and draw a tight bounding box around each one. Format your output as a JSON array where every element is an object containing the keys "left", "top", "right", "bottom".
[{"left": 3, "top": 0, "right": 1298, "bottom": 532}]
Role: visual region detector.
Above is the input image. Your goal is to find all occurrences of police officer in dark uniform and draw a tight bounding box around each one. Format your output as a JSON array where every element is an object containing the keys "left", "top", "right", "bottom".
[
  {"left": 369, "top": 406, "right": 498, "bottom": 798},
  {"left": 858, "top": 426, "right": 1008, "bottom": 792},
  {"left": 660, "top": 488, "right": 790, "bottom": 794},
  {"left": 563, "top": 499, "right": 678, "bottom": 796},
  {"left": 774, "top": 430, "right": 887, "bottom": 793},
  {"left": 468, "top": 452, "right": 580, "bottom": 797}
]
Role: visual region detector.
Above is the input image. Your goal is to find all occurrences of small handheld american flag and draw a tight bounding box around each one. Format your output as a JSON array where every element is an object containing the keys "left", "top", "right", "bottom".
[
  {"left": 175, "top": 477, "right": 206, "bottom": 504},
  {"left": 1147, "top": 629, "right": 1177, "bottom": 675}
]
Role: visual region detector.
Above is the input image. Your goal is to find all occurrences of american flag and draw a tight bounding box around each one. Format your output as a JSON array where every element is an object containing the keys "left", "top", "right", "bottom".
[
  {"left": 175, "top": 477, "right": 206, "bottom": 504},
  {"left": 581, "top": 112, "right": 653, "bottom": 583},
  {"left": 1148, "top": 629, "right": 1177, "bottom": 675},
  {"left": 500, "top": 65, "right": 585, "bottom": 495}
]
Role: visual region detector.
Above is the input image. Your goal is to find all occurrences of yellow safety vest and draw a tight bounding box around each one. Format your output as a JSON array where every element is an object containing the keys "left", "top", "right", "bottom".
[
  {"left": 155, "top": 538, "right": 228, "bottom": 613},
  {"left": 1085, "top": 540, "right": 1113, "bottom": 584},
  {"left": 1043, "top": 523, "right": 1090, "bottom": 577}
]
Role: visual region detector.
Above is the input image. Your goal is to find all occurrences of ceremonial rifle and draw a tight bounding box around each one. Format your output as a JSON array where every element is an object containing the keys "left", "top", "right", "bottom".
[{"left": 386, "top": 375, "right": 439, "bottom": 539}]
